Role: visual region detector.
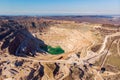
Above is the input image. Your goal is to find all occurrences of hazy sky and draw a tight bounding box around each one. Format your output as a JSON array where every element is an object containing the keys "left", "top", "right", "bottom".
[{"left": 0, "top": 0, "right": 120, "bottom": 15}]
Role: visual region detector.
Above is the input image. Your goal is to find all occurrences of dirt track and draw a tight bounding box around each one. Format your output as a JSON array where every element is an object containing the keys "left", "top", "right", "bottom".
[{"left": 0, "top": 21, "right": 120, "bottom": 80}]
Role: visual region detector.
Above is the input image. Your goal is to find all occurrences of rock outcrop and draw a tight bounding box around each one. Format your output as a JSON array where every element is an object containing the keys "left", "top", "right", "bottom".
[{"left": 0, "top": 20, "right": 47, "bottom": 56}]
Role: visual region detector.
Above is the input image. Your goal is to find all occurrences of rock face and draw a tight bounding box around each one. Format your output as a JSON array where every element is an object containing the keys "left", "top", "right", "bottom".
[
  {"left": 0, "top": 20, "right": 47, "bottom": 56},
  {"left": 0, "top": 58, "right": 89, "bottom": 80},
  {"left": 0, "top": 16, "right": 120, "bottom": 80},
  {"left": 8, "top": 29, "right": 47, "bottom": 56}
]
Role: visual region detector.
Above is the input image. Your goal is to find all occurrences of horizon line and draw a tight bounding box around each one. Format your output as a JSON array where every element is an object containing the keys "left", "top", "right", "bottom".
[{"left": 0, "top": 14, "right": 120, "bottom": 17}]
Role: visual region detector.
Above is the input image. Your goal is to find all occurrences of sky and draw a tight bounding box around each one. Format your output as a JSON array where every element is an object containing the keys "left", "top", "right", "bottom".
[{"left": 0, "top": 0, "right": 119, "bottom": 15}]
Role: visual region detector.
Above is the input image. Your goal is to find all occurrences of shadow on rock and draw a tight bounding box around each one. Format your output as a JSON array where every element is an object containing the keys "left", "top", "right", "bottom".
[
  {"left": 0, "top": 20, "right": 47, "bottom": 57},
  {"left": 27, "top": 63, "right": 44, "bottom": 80}
]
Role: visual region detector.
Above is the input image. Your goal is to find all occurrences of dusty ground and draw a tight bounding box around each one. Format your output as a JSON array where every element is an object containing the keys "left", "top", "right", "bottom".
[
  {"left": 0, "top": 19, "right": 120, "bottom": 80},
  {"left": 38, "top": 22, "right": 100, "bottom": 57}
]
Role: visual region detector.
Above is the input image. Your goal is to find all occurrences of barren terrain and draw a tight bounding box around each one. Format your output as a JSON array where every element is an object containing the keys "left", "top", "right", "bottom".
[{"left": 0, "top": 16, "right": 120, "bottom": 80}]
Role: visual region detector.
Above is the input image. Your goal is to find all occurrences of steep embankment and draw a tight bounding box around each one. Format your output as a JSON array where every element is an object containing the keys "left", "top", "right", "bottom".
[{"left": 0, "top": 18, "right": 120, "bottom": 80}]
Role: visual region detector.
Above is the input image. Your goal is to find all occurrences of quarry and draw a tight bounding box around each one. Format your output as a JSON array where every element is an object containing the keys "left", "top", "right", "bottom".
[{"left": 0, "top": 16, "right": 120, "bottom": 80}]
